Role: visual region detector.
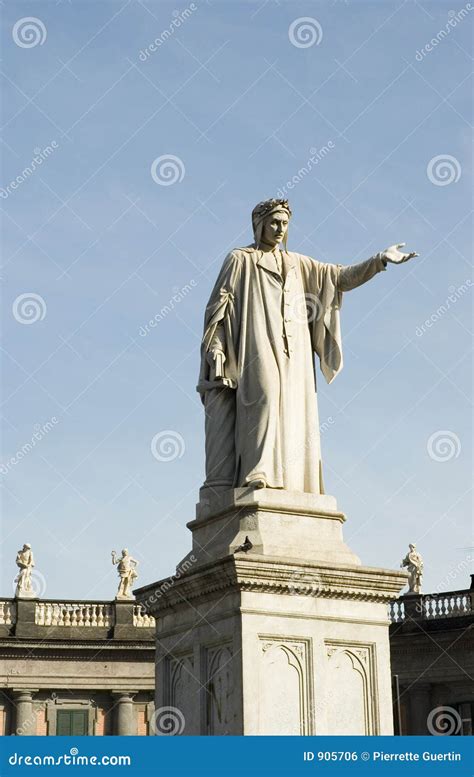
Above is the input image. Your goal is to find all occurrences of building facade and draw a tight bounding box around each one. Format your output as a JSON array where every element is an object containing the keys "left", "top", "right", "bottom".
[
  {"left": 1, "top": 577, "right": 473, "bottom": 736},
  {"left": 0, "top": 598, "right": 155, "bottom": 736},
  {"left": 390, "top": 575, "right": 474, "bottom": 736}
]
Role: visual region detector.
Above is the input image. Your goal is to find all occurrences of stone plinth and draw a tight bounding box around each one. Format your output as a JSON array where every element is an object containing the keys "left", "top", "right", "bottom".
[
  {"left": 184, "top": 488, "right": 360, "bottom": 567},
  {"left": 136, "top": 489, "right": 407, "bottom": 736}
]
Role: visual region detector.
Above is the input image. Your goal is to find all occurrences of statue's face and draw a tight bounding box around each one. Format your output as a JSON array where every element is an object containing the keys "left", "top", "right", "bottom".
[{"left": 261, "top": 210, "right": 289, "bottom": 248}]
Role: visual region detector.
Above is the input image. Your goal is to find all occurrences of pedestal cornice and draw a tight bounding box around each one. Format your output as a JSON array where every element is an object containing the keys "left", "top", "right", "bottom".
[{"left": 136, "top": 554, "right": 408, "bottom": 616}]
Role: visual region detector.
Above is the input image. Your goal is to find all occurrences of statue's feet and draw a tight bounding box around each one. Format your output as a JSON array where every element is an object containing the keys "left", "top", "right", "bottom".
[{"left": 247, "top": 477, "right": 267, "bottom": 489}]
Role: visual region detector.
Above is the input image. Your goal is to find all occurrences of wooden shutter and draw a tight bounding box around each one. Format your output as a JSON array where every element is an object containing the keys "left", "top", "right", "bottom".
[{"left": 56, "top": 710, "right": 88, "bottom": 736}]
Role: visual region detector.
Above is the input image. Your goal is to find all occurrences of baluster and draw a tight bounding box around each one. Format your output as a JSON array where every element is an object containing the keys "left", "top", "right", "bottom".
[
  {"left": 84, "top": 604, "right": 91, "bottom": 626},
  {"left": 6, "top": 603, "right": 12, "bottom": 625},
  {"left": 63, "top": 606, "right": 71, "bottom": 626},
  {"left": 0, "top": 602, "right": 5, "bottom": 625},
  {"left": 97, "top": 605, "right": 104, "bottom": 627},
  {"left": 91, "top": 604, "right": 97, "bottom": 626}
]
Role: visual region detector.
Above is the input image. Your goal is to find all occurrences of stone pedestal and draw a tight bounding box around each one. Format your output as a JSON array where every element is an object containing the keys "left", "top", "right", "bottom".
[{"left": 136, "top": 489, "right": 407, "bottom": 736}]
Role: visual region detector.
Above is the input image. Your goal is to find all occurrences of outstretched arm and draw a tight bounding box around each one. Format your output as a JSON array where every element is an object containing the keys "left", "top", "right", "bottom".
[{"left": 338, "top": 243, "right": 419, "bottom": 292}]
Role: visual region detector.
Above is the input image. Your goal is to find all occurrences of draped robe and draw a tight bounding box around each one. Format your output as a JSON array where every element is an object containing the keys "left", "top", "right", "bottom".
[{"left": 197, "top": 246, "right": 386, "bottom": 494}]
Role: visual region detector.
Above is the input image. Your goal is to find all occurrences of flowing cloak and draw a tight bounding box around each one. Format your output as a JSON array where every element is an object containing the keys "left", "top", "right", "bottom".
[{"left": 197, "top": 246, "right": 385, "bottom": 494}]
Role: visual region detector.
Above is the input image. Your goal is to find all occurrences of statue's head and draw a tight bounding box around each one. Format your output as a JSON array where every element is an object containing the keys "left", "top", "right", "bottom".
[
  {"left": 252, "top": 198, "right": 292, "bottom": 250},
  {"left": 122, "top": 548, "right": 128, "bottom": 556},
  {"left": 23, "top": 543, "right": 31, "bottom": 550},
  {"left": 409, "top": 543, "right": 416, "bottom": 550}
]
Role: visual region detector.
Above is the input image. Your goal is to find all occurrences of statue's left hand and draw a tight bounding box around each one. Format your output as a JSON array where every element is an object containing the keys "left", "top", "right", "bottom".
[{"left": 382, "top": 243, "right": 419, "bottom": 264}]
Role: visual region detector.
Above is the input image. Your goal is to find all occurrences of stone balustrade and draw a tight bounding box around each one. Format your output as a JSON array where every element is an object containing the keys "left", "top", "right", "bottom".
[
  {"left": 0, "top": 600, "right": 16, "bottom": 625},
  {"left": 389, "top": 586, "right": 473, "bottom": 623},
  {"left": 133, "top": 605, "right": 155, "bottom": 628},
  {"left": 36, "top": 601, "right": 114, "bottom": 627},
  {"left": 0, "top": 597, "right": 155, "bottom": 640}
]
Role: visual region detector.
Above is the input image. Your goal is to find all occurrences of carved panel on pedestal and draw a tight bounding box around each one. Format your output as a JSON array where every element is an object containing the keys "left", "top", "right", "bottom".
[
  {"left": 166, "top": 654, "right": 194, "bottom": 734},
  {"left": 325, "top": 642, "right": 378, "bottom": 735},
  {"left": 205, "top": 644, "right": 233, "bottom": 735},
  {"left": 258, "top": 637, "right": 312, "bottom": 735}
]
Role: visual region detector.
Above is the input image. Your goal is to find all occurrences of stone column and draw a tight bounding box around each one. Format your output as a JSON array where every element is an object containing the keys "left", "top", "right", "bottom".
[
  {"left": 112, "top": 692, "right": 137, "bottom": 735},
  {"left": 13, "top": 690, "right": 38, "bottom": 736}
]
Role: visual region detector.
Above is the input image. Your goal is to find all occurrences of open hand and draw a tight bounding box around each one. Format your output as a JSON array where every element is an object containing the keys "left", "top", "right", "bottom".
[{"left": 382, "top": 243, "right": 419, "bottom": 264}]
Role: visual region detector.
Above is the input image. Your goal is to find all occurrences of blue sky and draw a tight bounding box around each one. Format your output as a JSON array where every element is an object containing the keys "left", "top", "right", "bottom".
[{"left": 1, "top": 0, "right": 472, "bottom": 599}]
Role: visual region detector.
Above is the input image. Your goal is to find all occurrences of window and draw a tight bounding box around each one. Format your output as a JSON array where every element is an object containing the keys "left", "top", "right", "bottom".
[{"left": 56, "top": 709, "right": 88, "bottom": 736}]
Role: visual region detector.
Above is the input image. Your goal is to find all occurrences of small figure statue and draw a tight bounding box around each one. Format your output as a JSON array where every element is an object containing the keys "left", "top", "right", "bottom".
[
  {"left": 400, "top": 543, "right": 423, "bottom": 594},
  {"left": 111, "top": 549, "right": 139, "bottom": 600},
  {"left": 15, "top": 543, "right": 35, "bottom": 598}
]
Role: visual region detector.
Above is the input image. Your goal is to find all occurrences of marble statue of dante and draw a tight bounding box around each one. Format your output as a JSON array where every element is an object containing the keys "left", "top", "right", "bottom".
[
  {"left": 198, "top": 198, "right": 418, "bottom": 494},
  {"left": 401, "top": 543, "right": 424, "bottom": 593}
]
